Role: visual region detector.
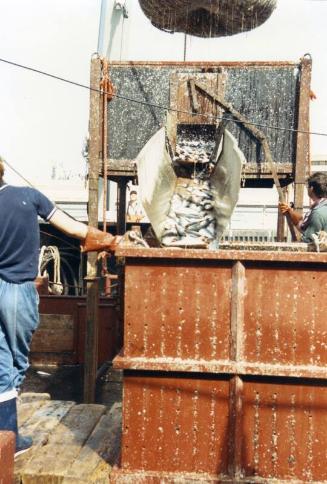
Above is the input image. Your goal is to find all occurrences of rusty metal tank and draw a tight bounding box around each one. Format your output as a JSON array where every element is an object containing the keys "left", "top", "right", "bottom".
[{"left": 112, "top": 246, "right": 327, "bottom": 483}]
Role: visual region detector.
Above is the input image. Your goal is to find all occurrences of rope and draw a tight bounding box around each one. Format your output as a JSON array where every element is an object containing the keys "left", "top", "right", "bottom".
[
  {"left": 38, "top": 245, "right": 64, "bottom": 295},
  {"left": 38, "top": 246, "right": 47, "bottom": 276}
]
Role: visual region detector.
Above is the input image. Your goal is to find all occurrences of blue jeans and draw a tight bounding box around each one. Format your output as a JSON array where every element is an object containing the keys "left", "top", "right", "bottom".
[{"left": 0, "top": 278, "right": 39, "bottom": 394}]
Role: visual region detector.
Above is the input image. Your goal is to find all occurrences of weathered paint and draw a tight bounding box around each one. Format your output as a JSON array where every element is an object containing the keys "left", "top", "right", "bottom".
[
  {"left": 244, "top": 265, "right": 327, "bottom": 367},
  {"left": 85, "top": 57, "right": 102, "bottom": 404},
  {"left": 121, "top": 373, "right": 230, "bottom": 475},
  {"left": 122, "top": 262, "right": 231, "bottom": 360},
  {"left": 0, "top": 431, "right": 14, "bottom": 484},
  {"left": 242, "top": 379, "right": 327, "bottom": 481},
  {"left": 113, "top": 247, "right": 327, "bottom": 482}
]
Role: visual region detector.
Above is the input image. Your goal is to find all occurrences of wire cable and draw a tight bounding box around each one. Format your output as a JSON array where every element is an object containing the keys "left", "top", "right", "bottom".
[
  {"left": 40, "top": 230, "right": 81, "bottom": 251},
  {"left": 1, "top": 57, "right": 327, "bottom": 138},
  {"left": 0, "top": 157, "right": 88, "bottom": 249},
  {"left": 1, "top": 156, "right": 34, "bottom": 187}
]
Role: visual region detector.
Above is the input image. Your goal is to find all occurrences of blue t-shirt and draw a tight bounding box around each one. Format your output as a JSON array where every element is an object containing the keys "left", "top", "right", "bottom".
[{"left": 0, "top": 185, "right": 56, "bottom": 283}]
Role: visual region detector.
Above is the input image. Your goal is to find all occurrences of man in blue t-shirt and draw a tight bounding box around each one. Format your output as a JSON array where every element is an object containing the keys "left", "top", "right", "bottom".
[
  {"left": 0, "top": 156, "right": 120, "bottom": 455},
  {"left": 279, "top": 172, "right": 327, "bottom": 242}
]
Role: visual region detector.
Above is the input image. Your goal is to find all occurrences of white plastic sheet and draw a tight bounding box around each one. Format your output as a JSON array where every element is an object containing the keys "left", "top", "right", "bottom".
[
  {"left": 136, "top": 127, "right": 245, "bottom": 244},
  {"left": 136, "top": 128, "right": 177, "bottom": 239},
  {"left": 210, "top": 128, "right": 245, "bottom": 240}
]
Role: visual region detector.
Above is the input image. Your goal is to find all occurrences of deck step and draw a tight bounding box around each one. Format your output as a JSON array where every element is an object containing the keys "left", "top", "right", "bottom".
[{"left": 14, "top": 393, "right": 121, "bottom": 484}]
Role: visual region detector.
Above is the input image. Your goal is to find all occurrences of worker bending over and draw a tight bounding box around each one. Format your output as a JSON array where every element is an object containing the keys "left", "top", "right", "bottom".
[
  {"left": 279, "top": 172, "right": 327, "bottom": 242},
  {"left": 0, "top": 156, "right": 120, "bottom": 456}
]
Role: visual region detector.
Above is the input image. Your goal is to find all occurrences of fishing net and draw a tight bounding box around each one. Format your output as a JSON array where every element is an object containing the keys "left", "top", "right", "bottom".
[{"left": 138, "top": 0, "right": 277, "bottom": 38}]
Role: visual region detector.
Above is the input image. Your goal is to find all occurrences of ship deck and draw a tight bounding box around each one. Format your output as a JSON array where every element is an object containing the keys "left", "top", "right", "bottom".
[{"left": 15, "top": 392, "right": 121, "bottom": 483}]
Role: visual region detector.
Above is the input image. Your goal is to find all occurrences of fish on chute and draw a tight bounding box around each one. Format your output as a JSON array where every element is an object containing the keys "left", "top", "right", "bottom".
[{"left": 136, "top": 127, "right": 245, "bottom": 248}]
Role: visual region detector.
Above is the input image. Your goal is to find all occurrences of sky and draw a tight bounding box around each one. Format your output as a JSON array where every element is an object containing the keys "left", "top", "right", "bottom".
[{"left": 1, "top": 0, "right": 327, "bottom": 186}]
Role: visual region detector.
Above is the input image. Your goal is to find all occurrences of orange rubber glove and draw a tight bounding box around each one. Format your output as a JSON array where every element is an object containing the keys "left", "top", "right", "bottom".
[
  {"left": 80, "top": 226, "right": 121, "bottom": 253},
  {"left": 278, "top": 203, "right": 303, "bottom": 226}
]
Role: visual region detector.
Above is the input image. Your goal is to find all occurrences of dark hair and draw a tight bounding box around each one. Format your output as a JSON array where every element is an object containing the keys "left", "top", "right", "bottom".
[
  {"left": 307, "top": 171, "right": 327, "bottom": 198},
  {"left": 130, "top": 190, "right": 137, "bottom": 195}
]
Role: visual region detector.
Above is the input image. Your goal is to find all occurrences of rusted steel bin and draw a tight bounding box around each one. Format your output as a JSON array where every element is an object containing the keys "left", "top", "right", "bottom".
[
  {"left": 113, "top": 247, "right": 327, "bottom": 483},
  {"left": 0, "top": 431, "right": 15, "bottom": 484}
]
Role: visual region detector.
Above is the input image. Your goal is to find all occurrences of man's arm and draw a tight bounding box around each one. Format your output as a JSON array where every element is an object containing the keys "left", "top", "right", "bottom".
[
  {"left": 49, "top": 209, "right": 88, "bottom": 239},
  {"left": 278, "top": 202, "right": 303, "bottom": 229},
  {"left": 49, "top": 209, "right": 121, "bottom": 253}
]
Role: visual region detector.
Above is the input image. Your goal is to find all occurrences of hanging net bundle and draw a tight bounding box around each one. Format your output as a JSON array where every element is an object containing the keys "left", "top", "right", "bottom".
[{"left": 138, "top": 0, "right": 277, "bottom": 38}]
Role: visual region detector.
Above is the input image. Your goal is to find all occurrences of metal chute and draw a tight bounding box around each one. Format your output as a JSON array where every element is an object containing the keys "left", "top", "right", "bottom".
[{"left": 136, "top": 127, "right": 244, "bottom": 247}]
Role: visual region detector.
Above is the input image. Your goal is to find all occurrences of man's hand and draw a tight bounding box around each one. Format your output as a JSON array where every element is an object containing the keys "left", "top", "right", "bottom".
[
  {"left": 278, "top": 202, "right": 291, "bottom": 214},
  {"left": 81, "top": 227, "right": 122, "bottom": 253},
  {"left": 278, "top": 202, "right": 303, "bottom": 226}
]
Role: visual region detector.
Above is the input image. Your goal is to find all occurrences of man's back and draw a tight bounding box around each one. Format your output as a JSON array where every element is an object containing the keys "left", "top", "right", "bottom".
[
  {"left": 302, "top": 200, "right": 327, "bottom": 242},
  {"left": 0, "top": 185, "right": 55, "bottom": 283}
]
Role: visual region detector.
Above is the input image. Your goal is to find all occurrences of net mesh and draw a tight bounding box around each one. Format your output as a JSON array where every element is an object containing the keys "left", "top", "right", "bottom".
[{"left": 138, "top": 0, "right": 277, "bottom": 38}]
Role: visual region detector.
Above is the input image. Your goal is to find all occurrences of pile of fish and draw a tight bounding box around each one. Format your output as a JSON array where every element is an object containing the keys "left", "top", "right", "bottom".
[
  {"left": 173, "top": 139, "right": 215, "bottom": 166},
  {"left": 161, "top": 179, "right": 217, "bottom": 247}
]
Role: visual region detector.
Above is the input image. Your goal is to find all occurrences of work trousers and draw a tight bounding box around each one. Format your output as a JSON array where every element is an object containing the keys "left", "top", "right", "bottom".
[{"left": 0, "top": 278, "right": 39, "bottom": 394}]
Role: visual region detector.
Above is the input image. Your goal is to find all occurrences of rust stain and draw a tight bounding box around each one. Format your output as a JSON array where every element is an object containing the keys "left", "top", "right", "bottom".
[
  {"left": 115, "top": 246, "right": 327, "bottom": 264},
  {"left": 114, "top": 248, "right": 327, "bottom": 482},
  {"left": 121, "top": 375, "right": 230, "bottom": 475},
  {"left": 243, "top": 382, "right": 327, "bottom": 481},
  {"left": 124, "top": 262, "right": 231, "bottom": 361},
  {"left": 109, "top": 60, "right": 299, "bottom": 68}
]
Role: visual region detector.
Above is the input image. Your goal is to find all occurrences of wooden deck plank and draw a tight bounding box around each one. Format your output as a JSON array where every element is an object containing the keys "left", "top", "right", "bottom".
[
  {"left": 19, "top": 392, "right": 51, "bottom": 404},
  {"left": 21, "top": 404, "right": 106, "bottom": 483},
  {"left": 62, "top": 402, "right": 122, "bottom": 483},
  {"left": 18, "top": 392, "right": 51, "bottom": 426},
  {"left": 15, "top": 400, "right": 75, "bottom": 483},
  {"left": 20, "top": 400, "right": 76, "bottom": 442},
  {"left": 18, "top": 400, "right": 48, "bottom": 427}
]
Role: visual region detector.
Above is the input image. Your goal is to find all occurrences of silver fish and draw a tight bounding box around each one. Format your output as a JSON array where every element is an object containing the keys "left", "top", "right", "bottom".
[
  {"left": 174, "top": 208, "right": 203, "bottom": 218},
  {"left": 176, "top": 223, "right": 186, "bottom": 236},
  {"left": 161, "top": 235, "right": 179, "bottom": 246},
  {"left": 186, "top": 216, "right": 215, "bottom": 231},
  {"left": 200, "top": 223, "right": 216, "bottom": 238},
  {"left": 202, "top": 202, "right": 214, "bottom": 210},
  {"left": 177, "top": 216, "right": 190, "bottom": 227}
]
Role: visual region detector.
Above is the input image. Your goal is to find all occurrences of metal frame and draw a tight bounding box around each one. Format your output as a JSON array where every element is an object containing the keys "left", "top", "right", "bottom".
[{"left": 85, "top": 56, "right": 312, "bottom": 401}]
